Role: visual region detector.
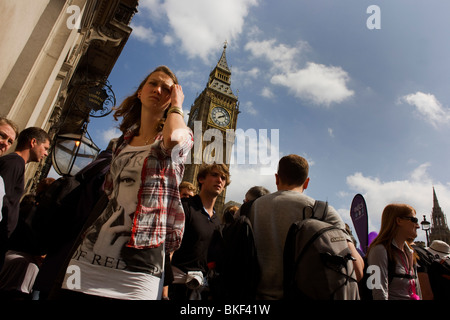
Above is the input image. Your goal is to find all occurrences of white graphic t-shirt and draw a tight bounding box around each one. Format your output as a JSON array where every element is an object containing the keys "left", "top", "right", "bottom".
[{"left": 63, "top": 144, "right": 165, "bottom": 300}]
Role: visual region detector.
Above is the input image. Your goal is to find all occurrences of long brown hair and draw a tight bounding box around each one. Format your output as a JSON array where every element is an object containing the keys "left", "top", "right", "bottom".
[
  {"left": 367, "top": 203, "right": 416, "bottom": 262},
  {"left": 113, "top": 66, "right": 179, "bottom": 134}
]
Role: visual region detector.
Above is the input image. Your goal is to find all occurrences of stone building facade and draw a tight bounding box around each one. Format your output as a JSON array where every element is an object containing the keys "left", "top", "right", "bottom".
[{"left": 0, "top": 0, "right": 138, "bottom": 192}]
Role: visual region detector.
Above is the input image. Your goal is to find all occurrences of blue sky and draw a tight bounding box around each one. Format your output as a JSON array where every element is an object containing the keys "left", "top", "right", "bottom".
[{"left": 64, "top": 0, "right": 450, "bottom": 245}]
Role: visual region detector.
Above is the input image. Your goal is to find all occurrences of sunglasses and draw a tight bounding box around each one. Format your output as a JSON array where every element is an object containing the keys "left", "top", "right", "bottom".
[{"left": 401, "top": 216, "right": 419, "bottom": 224}]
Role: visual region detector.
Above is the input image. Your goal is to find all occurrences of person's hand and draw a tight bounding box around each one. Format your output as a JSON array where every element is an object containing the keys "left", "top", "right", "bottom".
[
  {"left": 170, "top": 84, "right": 184, "bottom": 108},
  {"left": 93, "top": 209, "right": 130, "bottom": 258}
]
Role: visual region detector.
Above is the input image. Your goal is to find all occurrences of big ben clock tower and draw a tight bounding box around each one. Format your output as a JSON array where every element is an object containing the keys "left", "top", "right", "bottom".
[{"left": 183, "top": 42, "right": 239, "bottom": 216}]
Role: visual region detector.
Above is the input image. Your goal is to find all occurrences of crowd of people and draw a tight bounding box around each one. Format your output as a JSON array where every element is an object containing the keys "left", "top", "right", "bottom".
[{"left": 0, "top": 66, "right": 449, "bottom": 301}]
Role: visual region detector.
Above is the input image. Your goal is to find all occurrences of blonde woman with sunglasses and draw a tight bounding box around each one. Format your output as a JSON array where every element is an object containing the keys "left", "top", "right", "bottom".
[{"left": 366, "top": 203, "right": 422, "bottom": 300}]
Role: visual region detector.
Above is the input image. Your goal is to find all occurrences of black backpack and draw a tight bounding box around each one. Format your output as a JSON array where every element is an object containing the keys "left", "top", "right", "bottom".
[
  {"left": 413, "top": 244, "right": 450, "bottom": 300},
  {"left": 32, "top": 152, "right": 111, "bottom": 253},
  {"left": 428, "top": 258, "right": 450, "bottom": 300},
  {"left": 209, "top": 201, "right": 260, "bottom": 300},
  {"left": 283, "top": 200, "right": 359, "bottom": 300},
  {"left": 32, "top": 152, "right": 112, "bottom": 297}
]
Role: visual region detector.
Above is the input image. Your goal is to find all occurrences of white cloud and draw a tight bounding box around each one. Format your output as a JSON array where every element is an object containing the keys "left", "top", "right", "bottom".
[
  {"left": 328, "top": 128, "right": 334, "bottom": 138},
  {"left": 132, "top": 0, "right": 258, "bottom": 62},
  {"left": 130, "top": 24, "right": 157, "bottom": 45},
  {"left": 230, "top": 66, "right": 260, "bottom": 87},
  {"left": 410, "top": 162, "right": 432, "bottom": 182},
  {"left": 261, "top": 87, "right": 274, "bottom": 99},
  {"left": 244, "top": 67, "right": 260, "bottom": 78},
  {"left": 162, "top": 34, "right": 175, "bottom": 46},
  {"left": 301, "top": 152, "right": 315, "bottom": 167},
  {"left": 242, "top": 101, "right": 258, "bottom": 115},
  {"left": 171, "top": 68, "right": 204, "bottom": 94},
  {"left": 271, "top": 62, "right": 354, "bottom": 106},
  {"left": 400, "top": 91, "right": 450, "bottom": 127},
  {"left": 226, "top": 164, "right": 276, "bottom": 203},
  {"left": 138, "top": 0, "right": 166, "bottom": 18},
  {"left": 101, "top": 127, "right": 122, "bottom": 145},
  {"left": 343, "top": 163, "right": 450, "bottom": 243},
  {"left": 245, "top": 39, "right": 304, "bottom": 72},
  {"left": 174, "top": 70, "right": 196, "bottom": 81},
  {"left": 163, "top": 0, "right": 259, "bottom": 62},
  {"left": 225, "top": 122, "right": 282, "bottom": 202},
  {"left": 245, "top": 39, "right": 354, "bottom": 106}
]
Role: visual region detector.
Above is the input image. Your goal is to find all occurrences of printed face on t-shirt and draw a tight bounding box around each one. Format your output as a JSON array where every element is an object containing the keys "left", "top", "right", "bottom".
[
  {"left": 80, "top": 146, "right": 149, "bottom": 261},
  {"left": 112, "top": 148, "right": 148, "bottom": 228},
  {"left": 117, "top": 166, "right": 141, "bottom": 225}
]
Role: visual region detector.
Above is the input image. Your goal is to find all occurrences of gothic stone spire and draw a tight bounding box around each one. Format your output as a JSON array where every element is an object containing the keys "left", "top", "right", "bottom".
[
  {"left": 207, "top": 42, "right": 236, "bottom": 98},
  {"left": 217, "top": 41, "right": 230, "bottom": 72},
  {"left": 430, "top": 187, "right": 450, "bottom": 245}
]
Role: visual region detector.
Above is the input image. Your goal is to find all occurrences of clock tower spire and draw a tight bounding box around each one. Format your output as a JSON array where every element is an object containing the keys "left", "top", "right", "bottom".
[
  {"left": 207, "top": 41, "right": 235, "bottom": 98},
  {"left": 429, "top": 187, "right": 450, "bottom": 245},
  {"left": 184, "top": 43, "right": 240, "bottom": 217}
]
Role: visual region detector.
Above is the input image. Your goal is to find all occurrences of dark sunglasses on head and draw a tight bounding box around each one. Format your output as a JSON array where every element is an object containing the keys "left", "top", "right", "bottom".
[{"left": 401, "top": 216, "right": 419, "bottom": 224}]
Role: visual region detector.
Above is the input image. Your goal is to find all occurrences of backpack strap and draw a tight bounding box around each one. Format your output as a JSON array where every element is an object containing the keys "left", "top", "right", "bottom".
[
  {"left": 310, "top": 200, "right": 328, "bottom": 221},
  {"left": 388, "top": 244, "right": 417, "bottom": 282}
]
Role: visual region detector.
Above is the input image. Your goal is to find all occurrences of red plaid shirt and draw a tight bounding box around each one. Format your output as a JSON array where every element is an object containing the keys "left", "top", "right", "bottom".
[{"left": 104, "top": 125, "right": 193, "bottom": 252}]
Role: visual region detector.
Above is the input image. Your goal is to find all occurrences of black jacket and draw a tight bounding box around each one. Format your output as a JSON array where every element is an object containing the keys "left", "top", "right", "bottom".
[{"left": 171, "top": 195, "right": 220, "bottom": 274}]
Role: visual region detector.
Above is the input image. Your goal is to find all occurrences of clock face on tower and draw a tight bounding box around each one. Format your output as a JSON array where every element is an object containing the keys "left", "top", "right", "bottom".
[{"left": 210, "top": 106, "right": 231, "bottom": 127}]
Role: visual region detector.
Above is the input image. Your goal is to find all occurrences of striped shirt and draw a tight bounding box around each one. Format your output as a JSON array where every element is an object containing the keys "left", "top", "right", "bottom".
[{"left": 104, "top": 125, "right": 193, "bottom": 252}]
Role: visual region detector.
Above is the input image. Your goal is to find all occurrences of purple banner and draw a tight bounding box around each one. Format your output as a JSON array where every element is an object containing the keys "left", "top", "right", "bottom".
[{"left": 350, "top": 194, "right": 369, "bottom": 254}]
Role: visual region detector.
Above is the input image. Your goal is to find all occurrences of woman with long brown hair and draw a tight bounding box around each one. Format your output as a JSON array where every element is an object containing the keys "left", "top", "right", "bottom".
[
  {"left": 61, "top": 66, "right": 193, "bottom": 300},
  {"left": 366, "top": 203, "right": 422, "bottom": 300}
]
